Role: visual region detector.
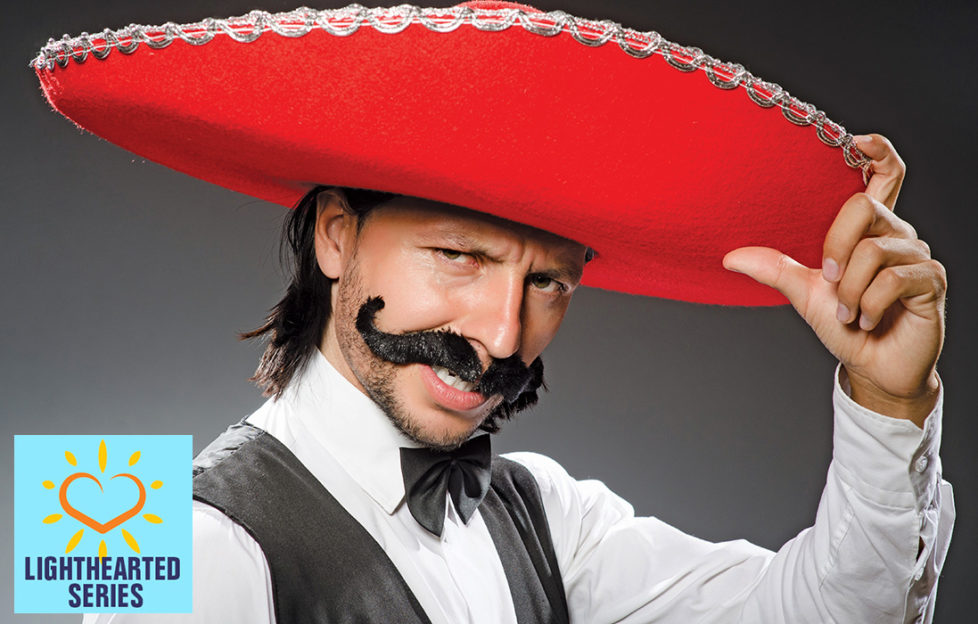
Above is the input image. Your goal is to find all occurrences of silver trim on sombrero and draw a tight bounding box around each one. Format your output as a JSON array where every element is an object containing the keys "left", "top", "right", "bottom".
[{"left": 32, "top": 3, "right": 871, "bottom": 172}]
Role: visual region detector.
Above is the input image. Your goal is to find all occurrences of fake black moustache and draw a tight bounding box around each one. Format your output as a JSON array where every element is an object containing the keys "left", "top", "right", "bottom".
[{"left": 355, "top": 296, "right": 543, "bottom": 404}]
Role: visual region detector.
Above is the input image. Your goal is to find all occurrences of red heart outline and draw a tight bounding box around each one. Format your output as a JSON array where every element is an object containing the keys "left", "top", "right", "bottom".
[{"left": 58, "top": 472, "right": 146, "bottom": 534}]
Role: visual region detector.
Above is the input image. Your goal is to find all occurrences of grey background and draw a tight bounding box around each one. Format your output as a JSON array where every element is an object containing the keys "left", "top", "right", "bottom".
[{"left": 3, "top": 0, "right": 975, "bottom": 621}]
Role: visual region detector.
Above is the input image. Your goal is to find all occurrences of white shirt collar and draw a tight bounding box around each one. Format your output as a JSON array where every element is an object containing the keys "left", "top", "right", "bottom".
[{"left": 283, "top": 348, "right": 424, "bottom": 515}]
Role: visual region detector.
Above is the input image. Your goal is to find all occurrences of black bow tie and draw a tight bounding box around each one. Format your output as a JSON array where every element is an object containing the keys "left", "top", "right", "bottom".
[{"left": 399, "top": 434, "right": 492, "bottom": 537}]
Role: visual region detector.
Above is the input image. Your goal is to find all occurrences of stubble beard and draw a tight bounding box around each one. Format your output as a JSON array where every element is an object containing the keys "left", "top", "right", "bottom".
[{"left": 333, "top": 259, "right": 484, "bottom": 451}]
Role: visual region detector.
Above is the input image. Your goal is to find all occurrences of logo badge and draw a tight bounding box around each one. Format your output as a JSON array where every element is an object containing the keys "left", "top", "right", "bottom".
[{"left": 14, "top": 435, "right": 191, "bottom": 614}]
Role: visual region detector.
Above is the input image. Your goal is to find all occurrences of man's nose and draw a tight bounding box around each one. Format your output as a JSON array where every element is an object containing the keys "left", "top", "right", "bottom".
[{"left": 461, "top": 272, "right": 524, "bottom": 362}]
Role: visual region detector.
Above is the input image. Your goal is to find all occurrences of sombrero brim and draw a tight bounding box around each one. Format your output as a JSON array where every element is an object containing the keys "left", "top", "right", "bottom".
[{"left": 34, "top": 2, "right": 868, "bottom": 306}]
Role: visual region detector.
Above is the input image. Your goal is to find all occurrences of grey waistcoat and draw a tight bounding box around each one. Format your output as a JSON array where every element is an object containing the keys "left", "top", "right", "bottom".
[{"left": 192, "top": 422, "right": 569, "bottom": 624}]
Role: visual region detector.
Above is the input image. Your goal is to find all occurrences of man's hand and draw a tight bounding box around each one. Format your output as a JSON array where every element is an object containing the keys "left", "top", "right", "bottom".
[{"left": 723, "top": 134, "right": 945, "bottom": 428}]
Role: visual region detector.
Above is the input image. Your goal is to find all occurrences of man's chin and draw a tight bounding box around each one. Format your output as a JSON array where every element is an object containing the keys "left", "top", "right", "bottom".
[
  {"left": 389, "top": 396, "right": 502, "bottom": 451},
  {"left": 393, "top": 416, "right": 483, "bottom": 451}
]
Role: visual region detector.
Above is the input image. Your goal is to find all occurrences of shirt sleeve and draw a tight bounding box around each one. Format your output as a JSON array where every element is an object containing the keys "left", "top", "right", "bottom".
[
  {"left": 82, "top": 501, "right": 275, "bottom": 624},
  {"left": 504, "top": 366, "right": 954, "bottom": 624}
]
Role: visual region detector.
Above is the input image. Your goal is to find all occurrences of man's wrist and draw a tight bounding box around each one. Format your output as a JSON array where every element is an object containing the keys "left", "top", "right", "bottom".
[{"left": 844, "top": 367, "right": 940, "bottom": 429}]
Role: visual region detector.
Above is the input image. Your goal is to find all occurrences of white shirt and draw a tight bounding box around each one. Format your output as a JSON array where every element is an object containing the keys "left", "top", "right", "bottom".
[{"left": 87, "top": 350, "right": 954, "bottom": 623}]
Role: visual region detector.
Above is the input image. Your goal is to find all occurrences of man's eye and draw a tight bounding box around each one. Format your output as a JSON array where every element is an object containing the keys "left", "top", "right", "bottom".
[
  {"left": 529, "top": 274, "right": 564, "bottom": 293},
  {"left": 438, "top": 249, "right": 469, "bottom": 263}
]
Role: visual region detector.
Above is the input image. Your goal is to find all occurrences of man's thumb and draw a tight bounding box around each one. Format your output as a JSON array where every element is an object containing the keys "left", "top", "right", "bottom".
[{"left": 723, "top": 247, "right": 811, "bottom": 308}]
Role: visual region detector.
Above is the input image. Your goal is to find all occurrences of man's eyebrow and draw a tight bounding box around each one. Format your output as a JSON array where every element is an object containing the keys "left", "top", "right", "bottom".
[
  {"left": 431, "top": 231, "right": 494, "bottom": 257},
  {"left": 422, "top": 228, "right": 584, "bottom": 284}
]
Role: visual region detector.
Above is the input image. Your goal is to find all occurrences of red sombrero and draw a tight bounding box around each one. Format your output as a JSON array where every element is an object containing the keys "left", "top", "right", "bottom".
[{"left": 34, "top": 0, "right": 869, "bottom": 306}]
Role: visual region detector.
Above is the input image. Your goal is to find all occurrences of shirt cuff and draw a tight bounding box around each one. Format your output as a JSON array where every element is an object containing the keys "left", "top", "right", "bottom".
[{"left": 831, "top": 364, "right": 943, "bottom": 512}]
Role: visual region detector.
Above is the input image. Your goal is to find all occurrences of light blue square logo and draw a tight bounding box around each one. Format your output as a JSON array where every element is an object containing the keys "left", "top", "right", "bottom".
[{"left": 14, "top": 435, "right": 192, "bottom": 613}]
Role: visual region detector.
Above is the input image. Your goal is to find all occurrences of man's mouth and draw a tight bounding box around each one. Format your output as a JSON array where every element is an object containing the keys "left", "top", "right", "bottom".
[
  {"left": 420, "top": 364, "right": 488, "bottom": 412},
  {"left": 430, "top": 365, "right": 478, "bottom": 393}
]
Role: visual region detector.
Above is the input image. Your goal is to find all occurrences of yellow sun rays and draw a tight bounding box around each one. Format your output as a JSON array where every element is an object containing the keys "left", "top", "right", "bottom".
[
  {"left": 66, "top": 529, "right": 84, "bottom": 553},
  {"left": 121, "top": 529, "right": 140, "bottom": 553},
  {"left": 43, "top": 439, "right": 163, "bottom": 558},
  {"left": 98, "top": 440, "right": 107, "bottom": 473}
]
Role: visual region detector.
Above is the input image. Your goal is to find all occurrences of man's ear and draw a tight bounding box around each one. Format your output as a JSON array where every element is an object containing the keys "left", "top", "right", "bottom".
[{"left": 314, "top": 191, "right": 356, "bottom": 279}]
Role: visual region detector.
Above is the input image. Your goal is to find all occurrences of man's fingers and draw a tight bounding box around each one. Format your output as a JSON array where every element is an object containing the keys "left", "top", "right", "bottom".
[
  {"left": 853, "top": 134, "right": 906, "bottom": 210},
  {"left": 855, "top": 260, "right": 947, "bottom": 331},
  {"left": 822, "top": 193, "right": 917, "bottom": 283},
  {"left": 723, "top": 247, "right": 811, "bottom": 311},
  {"left": 835, "top": 237, "right": 933, "bottom": 323}
]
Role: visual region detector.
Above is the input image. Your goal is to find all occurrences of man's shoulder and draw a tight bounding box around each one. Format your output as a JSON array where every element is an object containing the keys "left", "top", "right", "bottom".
[
  {"left": 499, "top": 450, "right": 635, "bottom": 522},
  {"left": 498, "top": 451, "right": 576, "bottom": 498},
  {"left": 499, "top": 450, "right": 568, "bottom": 472},
  {"left": 192, "top": 420, "right": 265, "bottom": 477}
]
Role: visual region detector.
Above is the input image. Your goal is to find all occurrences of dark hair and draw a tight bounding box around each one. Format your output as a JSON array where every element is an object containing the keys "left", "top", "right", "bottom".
[{"left": 240, "top": 186, "right": 396, "bottom": 397}]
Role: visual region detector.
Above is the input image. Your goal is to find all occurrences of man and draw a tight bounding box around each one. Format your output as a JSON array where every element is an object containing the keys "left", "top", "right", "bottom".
[{"left": 34, "top": 2, "right": 952, "bottom": 622}]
